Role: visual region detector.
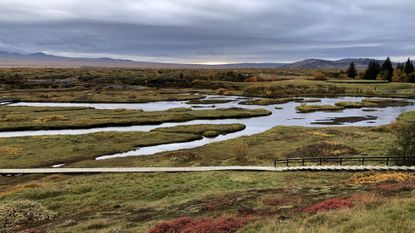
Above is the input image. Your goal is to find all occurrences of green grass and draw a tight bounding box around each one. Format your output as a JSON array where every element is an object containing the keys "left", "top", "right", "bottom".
[
  {"left": 70, "top": 124, "right": 396, "bottom": 168},
  {"left": 327, "top": 79, "right": 390, "bottom": 84},
  {"left": 241, "top": 198, "right": 415, "bottom": 233},
  {"left": 0, "top": 124, "right": 247, "bottom": 168},
  {"left": 0, "top": 106, "right": 270, "bottom": 131},
  {"left": 0, "top": 131, "right": 201, "bottom": 168},
  {"left": 0, "top": 89, "right": 204, "bottom": 103},
  {"left": 239, "top": 97, "right": 303, "bottom": 105},
  {"left": 335, "top": 98, "right": 412, "bottom": 109},
  {"left": 335, "top": 101, "right": 377, "bottom": 108},
  {"left": 186, "top": 99, "right": 233, "bottom": 104},
  {"left": 1, "top": 171, "right": 414, "bottom": 233},
  {"left": 238, "top": 79, "right": 415, "bottom": 98},
  {"left": 152, "top": 123, "right": 246, "bottom": 138},
  {"left": 296, "top": 104, "right": 344, "bottom": 113}
]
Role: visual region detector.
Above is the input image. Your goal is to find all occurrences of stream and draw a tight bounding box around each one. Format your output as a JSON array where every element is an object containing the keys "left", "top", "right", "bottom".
[{"left": 6, "top": 95, "right": 415, "bottom": 159}]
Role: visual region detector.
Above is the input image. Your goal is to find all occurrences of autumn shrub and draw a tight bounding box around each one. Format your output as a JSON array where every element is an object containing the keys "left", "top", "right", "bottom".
[
  {"left": 233, "top": 141, "right": 249, "bottom": 162},
  {"left": 348, "top": 172, "right": 415, "bottom": 185},
  {"left": 388, "top": 121, "right": 415, "bottom": 166},
  {"left": 304, "top": 198, "right": 353, "bottom": 213},
  {"left": 0, "top": 200, "right": 57, "bottom": 231},
  {"left": 148, "top": 216, "right": 251, "bottom": 233}
]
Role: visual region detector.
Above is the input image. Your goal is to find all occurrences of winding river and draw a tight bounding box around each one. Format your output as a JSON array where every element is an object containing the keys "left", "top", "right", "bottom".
[{"left": 5, "top": 95, "right": 415, "bottom": 159}]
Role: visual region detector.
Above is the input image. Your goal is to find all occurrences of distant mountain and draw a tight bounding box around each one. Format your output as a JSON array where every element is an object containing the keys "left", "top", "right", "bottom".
[
  {"left": 0, "top": 51, "right": 391, "bottom": 69},
  {"left": 283, "top": 58, "right": 386, "bottom": 69},
  {"left": 0, "top": 51, "right": 286, "bottom": 69}
]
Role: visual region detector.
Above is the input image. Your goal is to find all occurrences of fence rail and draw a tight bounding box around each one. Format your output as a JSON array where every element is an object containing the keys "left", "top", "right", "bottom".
[{"left": 273, "top": 156, "right": 415, "bottom": 167}]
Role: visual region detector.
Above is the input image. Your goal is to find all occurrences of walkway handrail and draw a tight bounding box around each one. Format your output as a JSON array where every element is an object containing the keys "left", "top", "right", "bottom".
[{"left": 273, "top": 156, "right": 415, "bottom": 167}]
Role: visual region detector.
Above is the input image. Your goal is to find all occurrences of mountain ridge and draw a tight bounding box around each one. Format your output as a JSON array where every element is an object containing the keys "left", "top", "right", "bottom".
[{"left": 0, "top": 51, "right": 387, "bottom": 69}]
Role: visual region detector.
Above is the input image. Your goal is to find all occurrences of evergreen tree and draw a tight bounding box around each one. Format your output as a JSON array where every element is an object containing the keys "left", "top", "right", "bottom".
[
  {"left": 346, "top": 62, "right": 357, "bottom": 78},
  {"left": 364, "top": 60, "right": 381, "bottom": 80},
  {"left": 404, "top": 58, "right": 414, "bottom": 74},
  {"left": 396, "top": 62, "right": 404, "bottom": 71},
  {"left": 381, "top": 57, "right": 394, "bottom": 81}
]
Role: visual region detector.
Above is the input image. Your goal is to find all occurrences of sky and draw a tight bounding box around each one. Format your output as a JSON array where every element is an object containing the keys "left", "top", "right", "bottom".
[{"left": 0, "top": 0, "right": 414, "bottom": 64}]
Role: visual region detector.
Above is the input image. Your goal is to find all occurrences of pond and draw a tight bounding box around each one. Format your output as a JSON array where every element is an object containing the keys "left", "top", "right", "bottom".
[{"left": 5, "top": 95, "right": 415, "bottom": 159}]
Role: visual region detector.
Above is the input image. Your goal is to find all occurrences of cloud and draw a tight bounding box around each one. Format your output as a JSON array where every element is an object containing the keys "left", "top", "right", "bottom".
[{"left": 0, "top": 0, "right": 414, "bottom": 63}]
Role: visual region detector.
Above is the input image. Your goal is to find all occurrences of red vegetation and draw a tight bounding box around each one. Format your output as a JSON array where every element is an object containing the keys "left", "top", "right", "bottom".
[
  {"left": 304, "top": 198, "right": 353, "bottom": 213},
  {"left": 375, "top": 182, "right": 415, "bottom": 192},
  {"left": 148, "top": 216, "right": 252, "bottom": 233}
]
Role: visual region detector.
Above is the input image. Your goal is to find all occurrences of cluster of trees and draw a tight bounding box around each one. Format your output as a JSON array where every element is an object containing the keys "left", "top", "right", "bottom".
[{"left": 347, "top": 57, "right": 415, "bottom": 82}]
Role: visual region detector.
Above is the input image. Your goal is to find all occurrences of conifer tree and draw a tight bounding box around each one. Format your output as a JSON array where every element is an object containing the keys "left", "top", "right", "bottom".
[
  {"left": 346, "top": 62, "right": 357, "bottom": 78},
  {"left": 381, "top": 57, "right": 394, "bottom": 81},
  {"left": 404, "top": 58, "right": 414, "bottom": 74},
  {"left": 364, "top": 60, "right": 380, "bottom": 80}
]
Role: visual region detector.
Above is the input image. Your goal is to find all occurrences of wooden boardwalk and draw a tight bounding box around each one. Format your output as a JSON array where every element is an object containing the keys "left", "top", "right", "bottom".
[{"left": 1, "top": 166, "right": 415, "bottom": 175}]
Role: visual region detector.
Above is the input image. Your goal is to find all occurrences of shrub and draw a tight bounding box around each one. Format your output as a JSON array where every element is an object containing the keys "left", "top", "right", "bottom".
[
  {"left": 233, "top": 142, "right": 249, "bottom": 162},
  {"left": 348, "top": 172, "right": 415, "bottom": 185},
  {"left": 304, "top": 198, "right": 353, "bottom": 213},
  {"left": 0, "top": 200, "right": 57, "bottom": 230},
  {"left": 286, "top": 141, "right": 358, "bottom": 158},
  {"left": 148, "top": 216, "right": 251, "bottom": 233},
  {"left": 388, "top": 121, "right": 415, "bottom": 166}
]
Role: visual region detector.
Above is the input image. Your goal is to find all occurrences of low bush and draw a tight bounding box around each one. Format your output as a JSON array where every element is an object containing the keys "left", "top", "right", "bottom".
[
  {"left": 0, "top": 200, "right": 56, "bottom": 231},
  {"left": 348, "top": 172, "right": 415, "bottom": 185},
  {"left": 233, "top": 142, "right": 249, "bottom": 162},
  {"left": 148, "top": 216, "right": 251, "bottom": 233},
  {"left": 286, "top": 141, "right": 358, "bottom": 158},
  {"left": 304, "top": 198, "right": 353, "bottom": 213}
]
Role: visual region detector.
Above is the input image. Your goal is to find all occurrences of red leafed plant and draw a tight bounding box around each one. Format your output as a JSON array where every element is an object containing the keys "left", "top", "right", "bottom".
[
  {"left": 148, "top": 216, "right": 252, "bottom": 233},
  {"left": 304, "top": 198, "right": 353, "bottom": 213}
]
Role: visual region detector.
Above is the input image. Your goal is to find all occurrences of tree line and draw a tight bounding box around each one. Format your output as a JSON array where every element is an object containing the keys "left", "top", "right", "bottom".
[{"left": 346, "top": 57, "right": 415, "bottom": 82}]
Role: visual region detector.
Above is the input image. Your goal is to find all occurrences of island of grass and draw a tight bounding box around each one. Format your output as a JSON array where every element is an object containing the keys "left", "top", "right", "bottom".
[
  {"left": 0, "top": 89, "right": 204, "bottom": 103},
  {"left": 239, "top": 97, "right": 303, "bottom": 105},
  {"left": 335, "top": 98, "right": 412, "bottom": 109},
  {"left": 152, "top": 123, "right": 245, "bottom": 138},
  {"left": 296, "top": 98, "right": 321, "bottom": 103},
  {"left": 296, "top": 104, "right": 344, "bottom": 113},
  {"left": 0, "top": 106, "right": 270, "bottom": 131},
  {"left": 185, "top": 99, "right": 233, "bottom": 105}
]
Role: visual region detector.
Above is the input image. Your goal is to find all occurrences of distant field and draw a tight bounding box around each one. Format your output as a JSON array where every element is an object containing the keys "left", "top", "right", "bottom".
[{"left": 327, "top": 79, "right": 390, "bottom": 84}]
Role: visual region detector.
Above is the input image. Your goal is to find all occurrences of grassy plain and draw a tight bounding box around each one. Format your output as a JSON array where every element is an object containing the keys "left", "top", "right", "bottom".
[
  {"left": 1, "top": 68, "right": 415, "bottom": 232},
  {"left": 1, "top": 171, "right": 415, "bottom": 232}
]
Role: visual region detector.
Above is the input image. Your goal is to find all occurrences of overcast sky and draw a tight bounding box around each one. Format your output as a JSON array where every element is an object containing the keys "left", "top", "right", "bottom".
[{"left": 0, "top": 0, "right": 414, "bottom": 64}]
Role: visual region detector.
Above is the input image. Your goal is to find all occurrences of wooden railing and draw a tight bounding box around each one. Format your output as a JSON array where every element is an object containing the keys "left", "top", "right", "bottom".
[{"left": 273, "top": 156, "right": 415, "bottom": 167}]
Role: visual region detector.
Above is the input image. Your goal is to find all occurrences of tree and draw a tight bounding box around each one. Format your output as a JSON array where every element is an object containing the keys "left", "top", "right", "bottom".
[
  {"left": 404, "top": 58, "right": 414, "bottom": 74},
  {"left": 381, "top": 57, "right": 394, "bottom": 81},
  {"left": 389, "top": 121, "right": 415, "bottom": 166},
  {"left": 346, "top": 62, "right": 357, "bottom": 78},
  {"left": 364, "top": 60, "right": 381, "bottom": 80},
  {"left": 396, "top": 62, "right": 404, "bottom": 71}
]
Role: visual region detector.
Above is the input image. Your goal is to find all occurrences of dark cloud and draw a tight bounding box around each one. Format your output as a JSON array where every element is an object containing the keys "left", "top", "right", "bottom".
[{"left": 0, "top": 0, "right": 414, "bottom": 63}]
